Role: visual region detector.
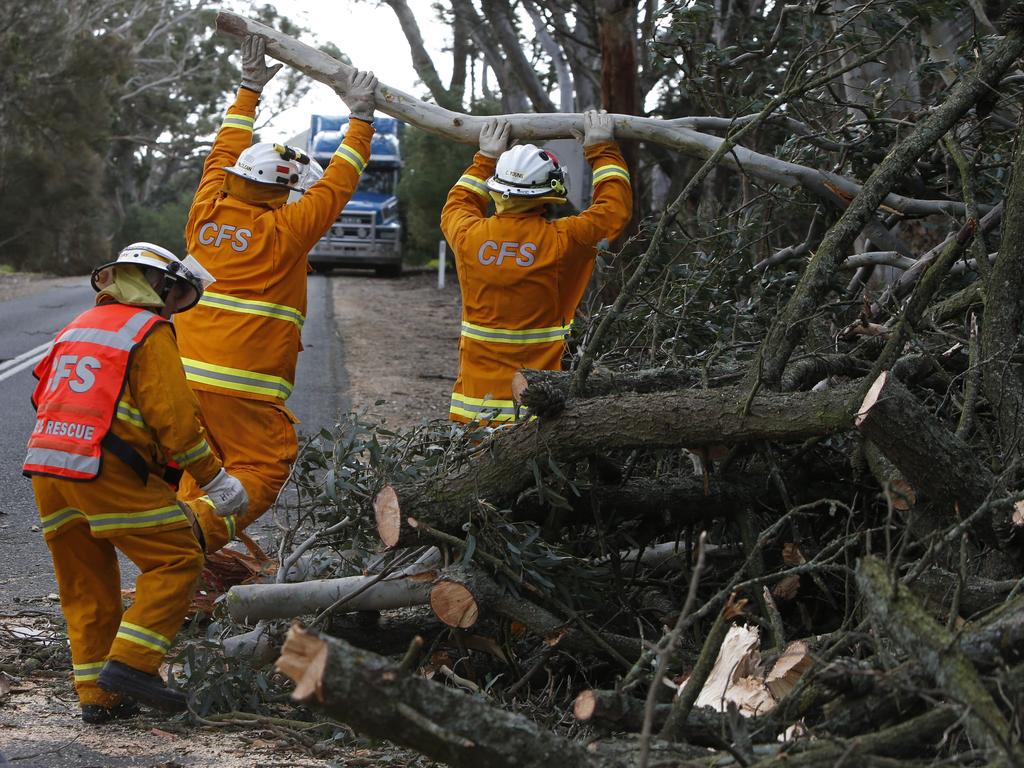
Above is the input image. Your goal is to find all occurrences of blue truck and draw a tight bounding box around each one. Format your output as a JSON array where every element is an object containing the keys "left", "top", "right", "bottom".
[{"left": 307, "top": 115, "right": 403, "bottom": 276}]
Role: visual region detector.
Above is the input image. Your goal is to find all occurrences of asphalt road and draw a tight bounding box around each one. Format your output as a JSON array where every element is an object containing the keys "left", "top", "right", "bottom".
[{"left": 0, "top": 275, "right": 347, "bottom": 614}]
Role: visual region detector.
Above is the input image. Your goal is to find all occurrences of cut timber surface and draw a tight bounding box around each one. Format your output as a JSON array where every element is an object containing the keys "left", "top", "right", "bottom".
[
  {"left": 373, "top": 486, "right": 402, "bottom": 549},
  {"left": 375, "top": 382, "right": 856, "bottom": 548},
  {"left": 429, "top": 581, "right": 478, "bottom": 628}
]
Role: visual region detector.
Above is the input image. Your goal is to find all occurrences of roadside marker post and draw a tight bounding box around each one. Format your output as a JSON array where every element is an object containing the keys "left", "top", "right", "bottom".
[{"left": 438, "top": 240, "right": 446, "bottom": 290}]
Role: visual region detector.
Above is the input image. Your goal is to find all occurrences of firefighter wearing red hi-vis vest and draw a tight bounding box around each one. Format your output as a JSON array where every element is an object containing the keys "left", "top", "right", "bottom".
[
  {"left": 440, "top": 111, "right": 632, "bottom": 423},
  {"left": 174, "top": 34, "right": 378, "bottom": 554},
  {"left": 23, "top": 243, "right": 248, "bottom": 722}
]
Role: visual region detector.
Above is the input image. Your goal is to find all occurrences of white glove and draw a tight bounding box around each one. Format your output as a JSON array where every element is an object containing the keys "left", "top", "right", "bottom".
[
  {"left": 578, "top": 109, "right": 614, "bottom": 147},
  {"left": 339, "top": 70, "right": 379, "bottom": 121},
  {"left": 479, "top": 118, "right": 512, "bottom": 158},
  {"left": 240, "top": 34, "right": 283, "bottom": 93},
  {"left": 202, "top": 469, "right": 249, "bottom": 518}
]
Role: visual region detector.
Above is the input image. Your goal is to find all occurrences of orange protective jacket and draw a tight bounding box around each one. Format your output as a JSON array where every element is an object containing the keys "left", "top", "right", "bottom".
[
  {"left": 175, "top": 86, "right": 373, "bottom": 405},
  {"left": 31, "top": 301, "right": 221, "bottom": 542},
  {"left": 440, "top": 143, "right": 632, "bottom": 422}
]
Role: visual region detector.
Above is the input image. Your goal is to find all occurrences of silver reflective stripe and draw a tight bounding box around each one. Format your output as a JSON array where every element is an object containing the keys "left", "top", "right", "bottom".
[
  {"left": 56, "top": 310, "right": 155, "bottom": 351},
  {"left": 449, "top": 394, "right": 517, "bottom": 416},
  {"left": 199, "top": 292, "right": 304, "bottom": 328},
  {"left": 24, "top": 447, "right": 100, "bottom": 475},
  {"left": 181, "top": 362, "right": 292, "bottom": 398},
  {"left": 460, "top": 323, "right": 568, "bottom": 344},
  {"left": 89, "top": 506, "right": 187, "bottom": 534}
]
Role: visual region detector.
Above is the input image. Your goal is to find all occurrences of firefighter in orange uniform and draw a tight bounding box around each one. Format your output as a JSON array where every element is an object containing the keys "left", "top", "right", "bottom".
[
  {"left": 174, "top": 35, "right": 378, "bottom": 553},
  {"left": 440, "top": 110, "right": 632, "bottom": 423},
  {"left": 24, "top": 243, "right": 248, "bottom": 721}
]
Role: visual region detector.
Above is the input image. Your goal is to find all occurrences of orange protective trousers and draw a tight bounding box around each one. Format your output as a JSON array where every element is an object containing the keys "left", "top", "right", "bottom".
[
  {"left": 32, "top": 460, "right": 203, "bottom": 708},
  {"left": 177, "top": 390, "right": 298, "bottom": 553}
]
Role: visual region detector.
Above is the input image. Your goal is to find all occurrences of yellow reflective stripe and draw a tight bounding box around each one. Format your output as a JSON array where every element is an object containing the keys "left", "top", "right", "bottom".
[
  {"left": 40, "top": 507, "right": 86, "bottom": 536},
  {"left": 172, "top": 439, "right": 211, "bottom": 468},
  {"left": 221, "top": 113, "right": 254, "bottom": 133},
  {"left": 334, "top": 144, "right": 367, "bottom": 173},
  {"left": 88, "top": 505, "right": 187, "bottom": 534},
  {"left": 198, "top": 291, "right": 305, "bottom": 329},
  {"left": 116, "top": 621, "right": 171, "bottom": 653},
  {"left": 73, "top": 661, "right": 105, "bottom": 682},
  {"left": 449, "top": 392, "right": 520, "bottom": 422},
  {"left": 456, "top": 174, "right": 489, "bottom": 198},
  {"left": 116, "top": 400, "right": 145, "bottom": 429},
  {"left": 225, "top": 513, "right": 237, "bottom": 540},
  {"left": 181, "top": 357, "right": 293, "bottom": 400},
  {"left": 461, "top": 320, "right": 569, "bottom": 345},
  {"left": 592, "top": 164, "right": 630, "bottom": 186}
]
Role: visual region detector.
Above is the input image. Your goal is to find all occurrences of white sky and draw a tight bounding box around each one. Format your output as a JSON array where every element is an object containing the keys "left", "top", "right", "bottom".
[{"left": 231, "top": 0, "right": 453, "bottom": 140}]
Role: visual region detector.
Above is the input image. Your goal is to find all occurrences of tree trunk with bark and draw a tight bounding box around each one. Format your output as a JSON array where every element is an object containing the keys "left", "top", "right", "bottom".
[{"left": 376, "top": 383, "right": 855, "bottom": 548}]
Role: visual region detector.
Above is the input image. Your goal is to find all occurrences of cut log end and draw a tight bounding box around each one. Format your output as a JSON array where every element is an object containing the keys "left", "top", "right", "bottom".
[
  {"left": 573, "top": 689, "right": 597, "bottom": 722},
  {"left": 430, "top": 581, "right": 480, "bottom": 628},
  {"left": 374, "top": 485, "right": 402, "bottom": 548},
  {"left": 275, "top": 622, "right": 329, "bottom": 704},
  {"left": 855, "top": 371, "right": 889, "bottom": 428},
  {"left": 511, "top": 371, "right": 529, "bottom": 404}
]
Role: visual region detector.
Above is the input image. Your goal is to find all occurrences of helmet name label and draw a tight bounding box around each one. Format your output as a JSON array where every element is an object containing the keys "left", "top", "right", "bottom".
[
  {"left": 477, "top": 240, "right": 537, "bottom": 268},
  {"left": 198, "top": 222, "right": 252, "bottom": 253}
]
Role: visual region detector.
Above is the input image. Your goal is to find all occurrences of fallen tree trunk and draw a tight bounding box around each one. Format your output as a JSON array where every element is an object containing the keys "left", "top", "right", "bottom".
[
  {"left": 375, "top": 383, "right": 855, "bottom": 548},
  {"left": 512, "top": 367, "right": 699, "bottom": 414},
  {"left": 226, "top": 568, "right": 437, "bottom": 621},
  {"left": 429, "top": 565, "right": 641, "bottom": 664},
  {"left": 214, "top": 12, "right": 972, "bottom": 219},
  {"left": 275, "top": 623, "right": 708, "bottom": 768},
  {"left": 855, "top": 372, "right": 995, "bottom": 518}
]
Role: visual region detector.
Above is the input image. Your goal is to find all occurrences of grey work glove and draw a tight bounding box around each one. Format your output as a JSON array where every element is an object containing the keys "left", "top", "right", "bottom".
[
  {"left": 240, "top": 34, "right": 283, "bottom": 93},
  {"left": 575, "top": 109, "right": 615, "bottom": 147},
  {"left": 340, "top": 70, "right": 379, "bottom": 121},
  {"left": 478, "top": 118, "right": 512, "bottom": 158},
  {"left": 202, "top": 469, "right": 249, "bottom": 518}
]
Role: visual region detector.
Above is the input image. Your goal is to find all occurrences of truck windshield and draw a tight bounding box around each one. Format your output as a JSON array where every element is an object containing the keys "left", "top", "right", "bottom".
[{"left": 358, "top": 167, "right": 396, "bottom": 195}]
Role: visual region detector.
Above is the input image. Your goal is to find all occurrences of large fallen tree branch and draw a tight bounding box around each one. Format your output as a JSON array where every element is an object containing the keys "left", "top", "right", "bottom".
[
  {"left": 215, "top": 11, "right": 970, "bottom": 218},
  {"left": 375, "top": 383, "right": 855, "bottom": 548},
  {"left": 275, "top": 623, "right": 707, "bottom": 768},
  {"left": 225, "top": 550, "right": 440, "bottom": 621},
  {"left": 856, "top": 556, "right": 1024, "bottom": 762},
  {"left": 855, "top": 372, "right": 996, "bottom": 520}
]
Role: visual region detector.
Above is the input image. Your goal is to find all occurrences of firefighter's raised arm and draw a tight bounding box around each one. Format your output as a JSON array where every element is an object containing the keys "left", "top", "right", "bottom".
[
  {"left": 441, "top": 118, "right": 510, "bottom": 249},
  {"left": 188, "top": 35, "right": 285, "bottom": 223},
  {"left": 276, "top": 70, "right": 378, "bottom": 254}
]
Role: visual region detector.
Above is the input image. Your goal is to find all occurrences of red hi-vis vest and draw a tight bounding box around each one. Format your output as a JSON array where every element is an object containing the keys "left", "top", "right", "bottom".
[{"left": 23, "top": 304, "right": 166, "bottom": 481}]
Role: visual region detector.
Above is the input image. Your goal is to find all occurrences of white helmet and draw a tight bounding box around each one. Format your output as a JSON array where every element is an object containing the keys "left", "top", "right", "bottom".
[
  {"left": 486, "top": 144, "right": 567, "bottom": 199},
  {"left": 91, "top": 242, "right": 215, "bottom": 312},
  {"left": 224, "top": 143, "right": 317, "bottom": 190}
]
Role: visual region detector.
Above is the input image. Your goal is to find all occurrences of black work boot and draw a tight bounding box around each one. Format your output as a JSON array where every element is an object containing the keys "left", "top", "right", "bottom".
[
  {"left": 98, "top": 660, "right": 187, "bottom": 713},
  {"left": 81, "top": 698, "right": 141, "bottom": 725}
]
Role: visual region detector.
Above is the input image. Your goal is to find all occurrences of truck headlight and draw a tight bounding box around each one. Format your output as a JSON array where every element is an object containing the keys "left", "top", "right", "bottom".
[{"left": 357, "top": 227, "right": 370, "bottom": 239}]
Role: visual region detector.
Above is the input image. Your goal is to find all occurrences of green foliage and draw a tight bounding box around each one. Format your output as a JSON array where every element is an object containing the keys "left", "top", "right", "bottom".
[
  {"left": 397, "top": 126, "right": 478, "bottom": 264},
  {"left": 0, "top": 1, "right": 309, "bottom": 274}
]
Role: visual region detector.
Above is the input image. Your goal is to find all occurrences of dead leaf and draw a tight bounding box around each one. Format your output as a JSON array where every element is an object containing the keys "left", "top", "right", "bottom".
[
  {"left": 149, "top": 728, "right": 178, "bottom": 741},
  {"left": 723, "top": 592, "right": 748, "bottom": 620},
  {"left": 463, "top": 634, "right": 509, "bottom": 663},
  {"left": 772, "top": 575, "right": 801, "bottom": 602},
  {"left": 782, "top": 543, "right": 806, "bottom": 567}
]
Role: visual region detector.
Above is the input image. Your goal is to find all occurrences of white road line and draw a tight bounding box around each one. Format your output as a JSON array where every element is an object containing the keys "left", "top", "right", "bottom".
[
  {"left": 0, "top": 342, "right": 51, "bottom": 374},
  {"left": 0, "top": 349, "right": 49, "bottom": 384}
]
